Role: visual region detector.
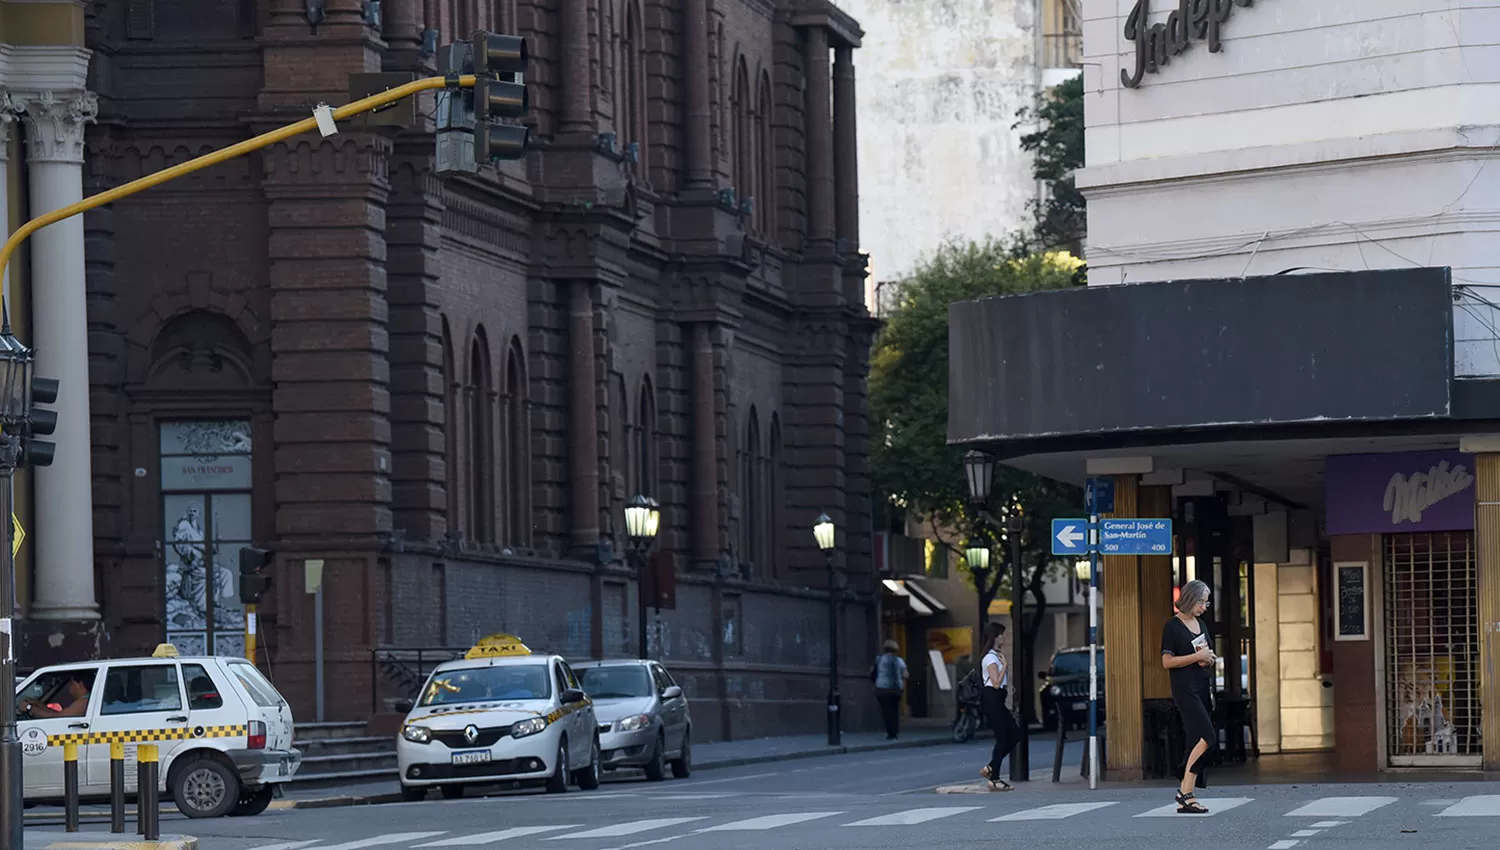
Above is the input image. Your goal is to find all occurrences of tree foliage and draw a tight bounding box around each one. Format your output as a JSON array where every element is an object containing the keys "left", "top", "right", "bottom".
[{"left": 1017, "top": 73, "right": 1086, "bottom": 252}]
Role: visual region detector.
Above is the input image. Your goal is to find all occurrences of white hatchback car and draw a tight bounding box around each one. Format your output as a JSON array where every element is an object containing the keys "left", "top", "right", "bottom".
[
  {"left": 396, "top": 635, "right": 600, "bottom": 799},
  {"left": 15, "top": 647, "right": 301, "bottom": 818}
]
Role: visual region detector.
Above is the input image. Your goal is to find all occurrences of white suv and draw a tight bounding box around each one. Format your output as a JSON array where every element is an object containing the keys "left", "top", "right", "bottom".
[{"left": 15, "top": 651, "right": 301, "bottom": 818}]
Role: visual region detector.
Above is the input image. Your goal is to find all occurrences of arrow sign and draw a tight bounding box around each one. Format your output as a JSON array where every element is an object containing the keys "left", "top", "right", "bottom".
[
  {"left": 11, "top": 513, "right": 22, "bottom": 558},
  {"left": 1052, "top": 519, "right": 1087, "bottom": 555}
]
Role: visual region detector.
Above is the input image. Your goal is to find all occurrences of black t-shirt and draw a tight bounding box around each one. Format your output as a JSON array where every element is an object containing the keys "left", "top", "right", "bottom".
[{"left": 1161, "top": 616, "right": 1213, "bottom": 696}]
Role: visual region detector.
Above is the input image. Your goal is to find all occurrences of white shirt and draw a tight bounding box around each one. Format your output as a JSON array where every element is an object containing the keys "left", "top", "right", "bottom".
[{"left": 982, "top": 649, "right": 1009, "bottom": 689}]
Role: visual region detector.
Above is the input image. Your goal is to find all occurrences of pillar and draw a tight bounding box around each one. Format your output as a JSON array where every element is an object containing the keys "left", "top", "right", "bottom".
[
  {"left": 568, "top": 282, "right": 600, "bottom": 550},
  {"left": 561, "top": 0, "right": 592, "bottom": 132},
  {"left": 1102, "top": 474, "right": 1143, "bottom": 779},
  {"left": 832, "top": 46, "right": 859, "bottom": 249},
  {"left": 1138, "top": 485, "right": 1173, "bottom": 700},
  {"left": 20, "top": 89, "right": 100, "bottom": 622},
  {"left": 802, "top": 27, "right": 834, "bottom": 246},
  {"left": 690, "top": 324, "right": 718, "bottom": 569},
  {"left": 1474, "top": 454, "right": 1500, "bottom": 770},
  {"left": 683, "top": 0, "right": 713, "bottom": 187}
]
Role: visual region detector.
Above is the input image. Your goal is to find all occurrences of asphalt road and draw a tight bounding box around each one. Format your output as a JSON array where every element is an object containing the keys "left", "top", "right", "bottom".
[{"left": 23, "top": 740, "right": 1500, "bottom": 850}]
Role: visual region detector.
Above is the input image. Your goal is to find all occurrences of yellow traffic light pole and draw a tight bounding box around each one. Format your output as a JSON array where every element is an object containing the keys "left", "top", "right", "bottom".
[{"left": 0, "top": 74, "right": 477, "bottom": 286}]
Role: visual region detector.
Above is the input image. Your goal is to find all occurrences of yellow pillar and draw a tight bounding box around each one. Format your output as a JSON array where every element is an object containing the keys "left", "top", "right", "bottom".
[
  {"left": 1475, "top": 455, "right": 1500, "bottom": 770},
  {"left": 1103, "top": 474, "right": 1143, "bottom": 779},
  {"left": 1138, "top": 486, "right": 1174, "bottom": 701}
]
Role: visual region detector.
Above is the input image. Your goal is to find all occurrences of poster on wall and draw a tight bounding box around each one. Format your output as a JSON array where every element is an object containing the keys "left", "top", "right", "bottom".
[
  {"left": 927, "top": 627, "right": 974, "bottom": 665},
  {"left": 1324, "top": 450, "right": 1475, "bottom": 536},
  {"left": 1333, "top": 561, "right": 1369, "bottom": 642}
]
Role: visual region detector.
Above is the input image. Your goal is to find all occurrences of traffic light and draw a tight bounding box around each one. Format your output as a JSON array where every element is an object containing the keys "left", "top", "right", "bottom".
[
  {"left": 22, "top": 376, "right": 58, "bottom": 467},
  {"left": 239, "top": 547, "right": 273, "bottom": 605},
  {"left": 435, "top": 31, "right": 530, "bottom": 175}
]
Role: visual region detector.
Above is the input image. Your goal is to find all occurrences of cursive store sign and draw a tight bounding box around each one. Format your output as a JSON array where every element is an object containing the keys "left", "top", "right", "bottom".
[
  {"left": 1325, "top": 450, "right": 1476, "bottom": 536},
  {"left": 1122, "top": 0, "right": 1256, "bottom": 89}
]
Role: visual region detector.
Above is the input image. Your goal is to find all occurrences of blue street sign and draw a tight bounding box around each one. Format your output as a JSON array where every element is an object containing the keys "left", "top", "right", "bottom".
[
  {"left": 1085, "top": 477, "right": 1115, "bottom": 514},
  {"left": 1099, "top": 518, "right": 1174, "bottom": 556},
  {"left": 1052, "top": 518, "right": 1088, "bottom": 555}
]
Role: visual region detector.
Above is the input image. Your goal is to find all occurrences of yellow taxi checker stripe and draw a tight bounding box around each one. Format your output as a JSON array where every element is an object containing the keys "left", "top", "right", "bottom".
[{"left": 46, "top": 724, "right": 246, "bottom": 747}]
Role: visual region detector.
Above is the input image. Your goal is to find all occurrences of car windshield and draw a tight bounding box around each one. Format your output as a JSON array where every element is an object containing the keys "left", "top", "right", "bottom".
[
  {"left": 577, "top": 666, "right": 653, "bottom": 699},
  {"left": 1051, "top": 652, "right": 1104, "bottom": 677},
  {"left": 418, "top": 664, "right": 551, "bottom": 707}
]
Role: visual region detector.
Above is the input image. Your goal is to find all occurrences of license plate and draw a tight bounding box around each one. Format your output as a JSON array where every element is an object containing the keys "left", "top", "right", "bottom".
[{"left": 451, "top": 749, "right": 492, "bottom": 766}]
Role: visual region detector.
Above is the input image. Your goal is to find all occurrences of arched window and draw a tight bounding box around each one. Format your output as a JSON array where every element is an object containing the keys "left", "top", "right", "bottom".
[
  {"left": 466, "top": 330, "right": 495, "bottom": 544},
  {"left": 756, "top": 72, "right": 775, "bottom": 236},
  {"left": 741, "top": 408, "right": 761, "bottom": 571},
  {"left": 619, "top": 0, "right": 648, "bottom": 168},
  {"left": 636, "top": 378, "right": 657, "bottom": 499},
  {"left": 732, "top": 57, "right": 752, "bottom": 211},
  {"left": 441, "top": 317, "right": 460, "bottom": 533},
  {"left": 767, "top": 413, "right": 782, "bottom": 577},
  {"left": 502, "top": 338, "right": 530, "bottom": 546}
]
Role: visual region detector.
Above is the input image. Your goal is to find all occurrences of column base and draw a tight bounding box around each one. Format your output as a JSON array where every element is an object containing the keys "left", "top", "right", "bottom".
[{"left": 19, "top": 617, "right": 103, "bottom": 668}]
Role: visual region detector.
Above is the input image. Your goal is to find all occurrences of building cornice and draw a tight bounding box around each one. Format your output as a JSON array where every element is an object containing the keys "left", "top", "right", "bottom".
[{"left": 0, "top": 43, "right": 90, "bottom": 93}]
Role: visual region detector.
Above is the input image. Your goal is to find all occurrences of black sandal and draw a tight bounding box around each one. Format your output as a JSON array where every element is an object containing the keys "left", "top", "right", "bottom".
[{"left": 1175, "top": 792, "right": 1208, "bottom": 814}]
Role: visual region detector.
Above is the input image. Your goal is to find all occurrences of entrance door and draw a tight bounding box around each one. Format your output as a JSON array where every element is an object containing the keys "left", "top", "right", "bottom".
[
  {"left": 160, "top": 421, "right": 254, "bottom": 657},
  {"left": 1384, "top": 532, "right": 1481, "bottom": 766}
]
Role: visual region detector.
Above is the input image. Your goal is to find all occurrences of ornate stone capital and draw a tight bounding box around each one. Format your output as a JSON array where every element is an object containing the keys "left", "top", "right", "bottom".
[
  {"left": 16, "top": 90, "right": 99, "bottom": 165},
  {"left": 0, "top": 91, "right": 22, "bottom": 163}
]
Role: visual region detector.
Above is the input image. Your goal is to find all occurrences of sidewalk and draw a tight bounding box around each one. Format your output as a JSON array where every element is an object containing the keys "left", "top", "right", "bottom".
[{"left": 22, "top": 832, "right": 195, "bottom": 850}]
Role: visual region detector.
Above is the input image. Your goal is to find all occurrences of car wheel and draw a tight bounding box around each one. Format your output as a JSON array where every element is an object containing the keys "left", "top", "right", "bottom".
[
  {"left": 574, "top": 737, "right": 601, "bottom": 791},
  {"left": 643, "top": 732, "right": 667, "bottom": 782},
  {"left": 545, "top": 739, "right": 569, "bottom": 794},
  {"left": 400, "top": 784, "right": 426, "bottom": 802},
  {"left": 228, "top": 785, "right": 274, "bottom": 817},
  {"left": 952, "top": 712, "right": 977, "bottom": 744},
  {"left": 439, "top": 784, "right": 465, "bottom": 800},
  {"left": 670, "top": 730, "right": 692, "bottom": 779},
  {"left": 171, "top": 757, "right": 240, "bottom": 819}
]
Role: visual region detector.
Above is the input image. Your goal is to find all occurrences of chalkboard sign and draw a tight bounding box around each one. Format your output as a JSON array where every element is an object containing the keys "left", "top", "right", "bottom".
[{"left": 1334, "top": 561, "right": 1369, "bottom": 642}]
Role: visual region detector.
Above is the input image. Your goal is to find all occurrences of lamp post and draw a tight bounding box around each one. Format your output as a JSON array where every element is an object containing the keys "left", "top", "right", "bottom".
[
  {"left": 624, "top": 493, "right": 661, "bottom": 659},
  {"left": 0, "top": 314, "right": 33, "bottom": 848},
  {"left": 814, "top": 512, "right": 839, "bottom": 746}
]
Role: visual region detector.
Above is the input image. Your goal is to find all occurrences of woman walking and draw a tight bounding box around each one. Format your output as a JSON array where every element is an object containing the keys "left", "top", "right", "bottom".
[
  {"left": 978, "top": 621, "right": 1018, "bottom": 792},
  {"left": 1160, "top": 579, "right": 1218, "bottom": 814}
]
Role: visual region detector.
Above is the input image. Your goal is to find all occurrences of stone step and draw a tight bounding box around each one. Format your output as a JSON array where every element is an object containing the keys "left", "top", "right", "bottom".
[
  {"left": 294, "top": 735, "right": 395, "bottom": 758},
  {"left": 285, "top": 766, "right": 398, "bottom": 790},
  {"left": 294, "top": 751, "right": 398, "bottom": 778},
  {"left": 292, "top": 721, "right": 370, "bottom": 741}
]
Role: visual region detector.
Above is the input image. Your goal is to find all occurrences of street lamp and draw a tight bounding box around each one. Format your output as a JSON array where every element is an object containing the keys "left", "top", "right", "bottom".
[
  {"left": 625, "top": 493, "right": 661, "bottom": 659},
  {"left": 814, "top": 512, "right": 840, "bottom": 746},
  {"left": 965, "top": 538, "right": 991, "bottom": 638},
  {"left": 963, "top": 449, "right": 994, "bottom": 504},
  {"left": 0, "top": 312, "right": 32, "bottom": 848}
]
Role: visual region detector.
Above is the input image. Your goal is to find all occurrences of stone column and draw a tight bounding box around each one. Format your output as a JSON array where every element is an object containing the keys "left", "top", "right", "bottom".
[
  {"left": 832, "top": 46, "right": 859, "bottom": 248},
  {"left": 683, "top": 0, "right": 713, "bottom": 187},
  {"left": 19, "top": 90, "right": 100, "bottom": 621},
  {"left": 802, "top": 28, "right": 834, "bottom": 246},
  {"left": 691, "top": 324, "right": 717, "bottom": 569},
  {"left": 561, "top": 0, "right": 592, "bottom": 132},
  {"left": 569, "top": 281, "right": 600, "bottom": 551}
]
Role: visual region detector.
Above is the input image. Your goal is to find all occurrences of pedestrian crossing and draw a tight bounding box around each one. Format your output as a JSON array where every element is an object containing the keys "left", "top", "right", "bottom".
[{"left": 239, "top": 794, "right": 1500, "bottom": 849}]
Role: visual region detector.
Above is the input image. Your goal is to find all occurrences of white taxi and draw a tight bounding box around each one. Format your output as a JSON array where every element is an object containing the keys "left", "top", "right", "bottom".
[
  {"left": 396, "top": 635, "right": 601, "bottom": 800},
  {"left": 14, "top": 644, "right": 301, "bottom": 818}
]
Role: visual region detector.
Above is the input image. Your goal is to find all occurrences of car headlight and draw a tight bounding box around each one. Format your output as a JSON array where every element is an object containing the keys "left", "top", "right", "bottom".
[
  {"left": 402, "top": 725, "right": 431, "bottom": 744},
  {"left": 616, "top": 714, "right": 651, "bottom": 733},
  {"left": 1049, "top": 686, "right": 1062, "bottom": 696},
  {"left": 512, "top": 717, "right": 548, "bottom": 739}
]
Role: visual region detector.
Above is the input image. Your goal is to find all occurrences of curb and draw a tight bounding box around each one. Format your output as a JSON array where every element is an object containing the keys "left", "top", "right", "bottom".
[
  {"left": 276, "top": 735, "right": 962, "bottom": 810},
  {"left": 32, "top": 834, "right": 196, "bottom": 850}
]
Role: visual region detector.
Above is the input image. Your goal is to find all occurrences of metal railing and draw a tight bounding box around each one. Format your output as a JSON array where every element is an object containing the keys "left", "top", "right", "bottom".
[{"left": 370, "top": 646, "right": 470, "bottom": 715}]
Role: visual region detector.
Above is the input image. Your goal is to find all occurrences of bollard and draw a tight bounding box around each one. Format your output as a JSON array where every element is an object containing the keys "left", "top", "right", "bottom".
[
  {"left": 1052, "top": 724, "right": 1067, "bottom": 784},
  {"left": 63, "top": 742, "right": 80, "bottom": 832},
  {"left": 110, "top": 741, "right": 126, "bottom": 833},
  {"left": 138, "top": 744, "right": 160, "bottom": 841}
]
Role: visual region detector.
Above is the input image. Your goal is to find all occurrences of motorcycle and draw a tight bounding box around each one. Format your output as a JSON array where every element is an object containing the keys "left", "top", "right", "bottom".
[{"left": 952, "top": 669, "right": 985, "bottom": 743}]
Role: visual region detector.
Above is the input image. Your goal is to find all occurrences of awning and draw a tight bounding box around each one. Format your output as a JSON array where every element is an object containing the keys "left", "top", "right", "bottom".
[{"left": 880, "top": 579, "right": 947, "bottom": 618}]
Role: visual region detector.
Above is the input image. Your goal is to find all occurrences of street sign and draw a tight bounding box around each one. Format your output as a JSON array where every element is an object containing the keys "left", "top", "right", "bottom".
[
  {"left": 1085, "top": 477, "right": 1115, "bottom": 514},
  {"left": 11, "top": 514, "right": 22, "bottom": 558},
  {"left": 1051, "top": 518, "right": 1088, "bottom": 555},
  {"left": 1099, "top": 518, "right": 1174, "bottom": 556}
]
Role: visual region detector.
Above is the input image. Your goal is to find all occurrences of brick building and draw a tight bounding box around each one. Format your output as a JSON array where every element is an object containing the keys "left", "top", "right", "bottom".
[{"left": 13, "top": 0, "right": 877, "bottom": 741}]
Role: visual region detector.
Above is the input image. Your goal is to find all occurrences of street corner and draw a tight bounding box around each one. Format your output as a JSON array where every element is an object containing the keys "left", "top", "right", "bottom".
[
  {"left": 936, "top": 781, "right": 1010, "bottom": 794},
  {"left": 31, "top": 833, "right": 197, "bottom": 850},
  {"left": 272, "top": 790, "right": 405, "bottom": 810}
]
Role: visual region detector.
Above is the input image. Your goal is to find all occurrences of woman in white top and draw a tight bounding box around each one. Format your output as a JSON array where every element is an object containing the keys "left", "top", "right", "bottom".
[{"left": 978, "top": 621, "right": 1018, "bottom": 791}]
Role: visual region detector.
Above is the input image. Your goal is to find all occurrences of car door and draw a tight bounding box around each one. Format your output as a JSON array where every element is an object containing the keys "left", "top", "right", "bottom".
[
  {"left": 86, "top": 662, "right": 190, "bottom": 793},
  {"left": 15, "top": 665, "right": 102, "bottom": 795},
  {"left": 557, "top": 661, "right": 589, "bottom": 763},
  {"left": 650, "top": 664, "right": 688, "bottom": 752}
]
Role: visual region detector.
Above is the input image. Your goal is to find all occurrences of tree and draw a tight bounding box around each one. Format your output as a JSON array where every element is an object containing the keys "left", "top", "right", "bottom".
[
  {"left": 1017, "top": 73, "right": 1086, "bottom": 252},
  {"left": 869, "top": 237, "right": 1085, "bottom": 704}
]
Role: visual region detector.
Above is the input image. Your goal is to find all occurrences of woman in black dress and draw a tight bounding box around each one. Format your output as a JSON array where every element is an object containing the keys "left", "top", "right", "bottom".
[
  {"left": 1160, "top": 579, "right": 1217, "bottom": 814},
  {"left": 977, "top": 621, "right": 1017, "bottom": 792}
]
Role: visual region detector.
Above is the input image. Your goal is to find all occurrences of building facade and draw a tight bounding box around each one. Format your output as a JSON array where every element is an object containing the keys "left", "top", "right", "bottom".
[
  {"left": 948, "top": 0, "right": 1500, "bottom": 776},
  {"left": 12, "top": 0, "right": 879, "bottom": 742}
]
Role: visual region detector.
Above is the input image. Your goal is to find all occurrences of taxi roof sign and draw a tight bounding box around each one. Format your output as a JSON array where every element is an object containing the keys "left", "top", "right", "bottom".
[
  {"left": 465, "top": 633, "right": 531, "bottom": 660},
  {"left": 151, "top": 643, "right": 180, "bottom": 658}
]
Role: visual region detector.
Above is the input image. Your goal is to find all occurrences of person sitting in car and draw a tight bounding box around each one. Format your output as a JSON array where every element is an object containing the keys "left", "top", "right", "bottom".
[{"left": 21, "top": 672, "right": 92, "bottom": 718}]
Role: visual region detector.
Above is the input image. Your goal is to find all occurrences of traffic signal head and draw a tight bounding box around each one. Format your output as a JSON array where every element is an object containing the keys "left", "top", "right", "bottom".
[
  {"left": 474, "top": 77, "right": 529, "bottom": 160},
  {"left": 238, "top": 547, "right": 273, "bottom": 604},
  {"left": 435, "top": 31, "right": 531, "bottom": 174},
  {"left": 23, "top": 376, "right": 58, "bottom": 467},
  {"left": 472, "top": 31, "right": 527, "bottom": 76}
]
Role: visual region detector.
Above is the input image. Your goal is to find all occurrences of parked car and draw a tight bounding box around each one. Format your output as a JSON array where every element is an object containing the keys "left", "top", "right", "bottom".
[
  {"left": 1039, "top": 647, "right": 1105, "bottom": 731},
  {"left": 15, "top": 645, "right": 301, "bottom": 818},
  {"left": 574, "top": 659, "right": 691, "bottom": 781}
]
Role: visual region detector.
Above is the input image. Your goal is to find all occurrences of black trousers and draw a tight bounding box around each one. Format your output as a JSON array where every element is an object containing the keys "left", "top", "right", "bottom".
[
  {"left": 982, "top": 687, "right": 1018, "bottom": 777},
  {"left": 876, "top": 690, "right": 902, "bottom": 738},
  {"left": 1174, "top": 687, "right": 1216, "bottom": 788}
]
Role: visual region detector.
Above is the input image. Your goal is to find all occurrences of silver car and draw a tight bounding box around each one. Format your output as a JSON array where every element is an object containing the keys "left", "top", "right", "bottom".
[{"left": 574, "top": 660, "right": 691, "bottom": 781}]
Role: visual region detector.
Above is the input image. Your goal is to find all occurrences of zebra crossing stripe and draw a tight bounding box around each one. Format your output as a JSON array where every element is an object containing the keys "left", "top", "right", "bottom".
[
  {"left": 1285, "top": 796, "right": 1396, "bottom": 817},
  {"left": 992, "top": 802, "right": 1118, "bottom": 821},
  {"left": 310, "top": 834, "right": 446, "bottom": 850},
  {"left": 415, "top": 826, "right": 579, "bottom": 846},
  {"left": 698, "top": 812, "right": 843, "bottom": 832},
  {"left": 845, "top": 807, "right": 982, "bottom": 826},
  {"left": 546, "top": 819, "right": 707, "bottom": 839},
  {"left": 1135, "top": 797, "right": 1255, "bottom": 817},
  {"left": 1436, "top": 796, "right": 1500, "bottom": 817}
]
